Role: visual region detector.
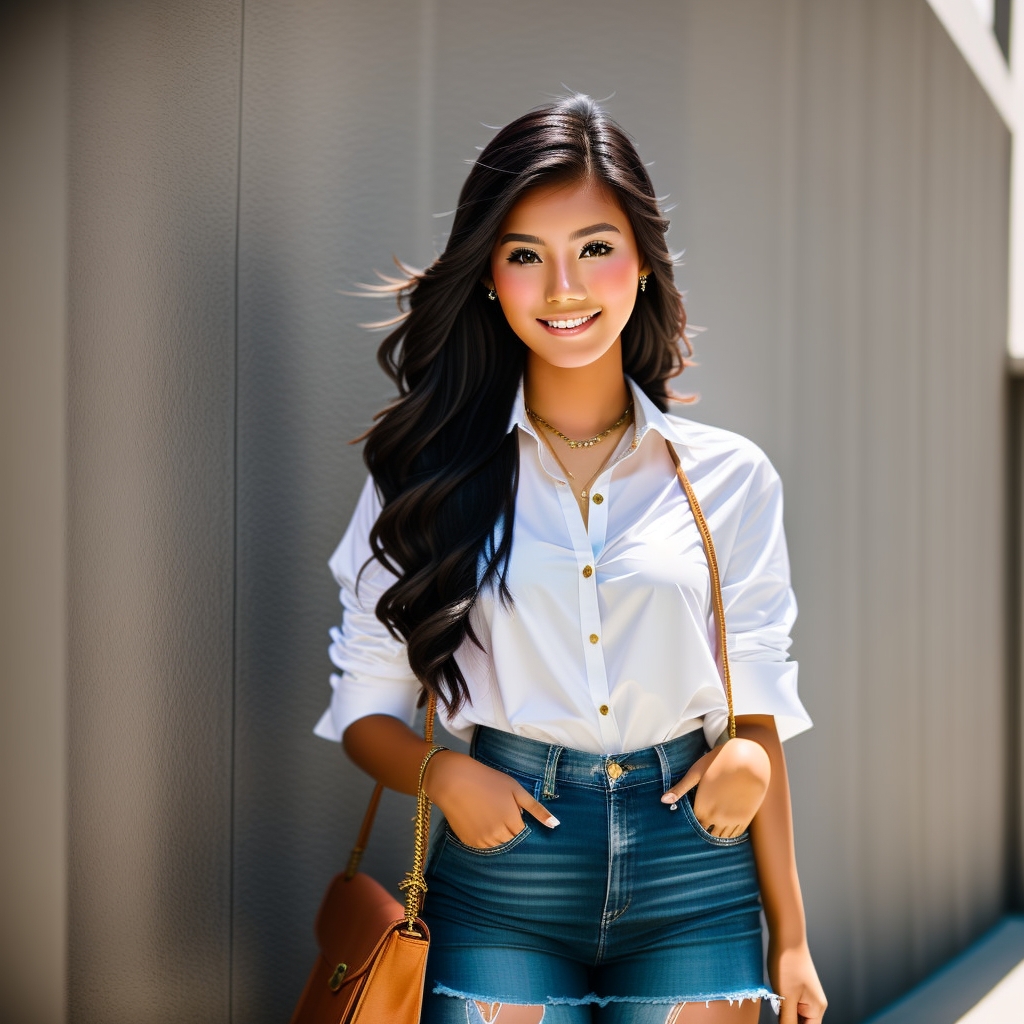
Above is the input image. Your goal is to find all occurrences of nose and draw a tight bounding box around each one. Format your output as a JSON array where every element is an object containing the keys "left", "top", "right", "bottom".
[{"left": 546, "top": 256, "right": 586, "bottom": 304}]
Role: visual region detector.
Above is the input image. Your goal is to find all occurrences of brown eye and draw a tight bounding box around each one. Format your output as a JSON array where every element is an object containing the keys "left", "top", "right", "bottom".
[
  {"left": 507, "top": 248, "right": 541, "bottom": 265},
  {"left": 580, "top": 240, "right": 613, "bottom": 258}
]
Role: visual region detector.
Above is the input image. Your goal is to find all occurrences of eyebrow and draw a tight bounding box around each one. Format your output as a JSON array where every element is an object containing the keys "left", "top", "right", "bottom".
[{"left": 498, "top": 222, "right": 622, "bottom": 246}]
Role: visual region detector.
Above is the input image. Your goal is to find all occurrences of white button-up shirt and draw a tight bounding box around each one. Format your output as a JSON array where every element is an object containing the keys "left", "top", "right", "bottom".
[{"left": 315, "top": 376, "right": 812, "bottom": 754}]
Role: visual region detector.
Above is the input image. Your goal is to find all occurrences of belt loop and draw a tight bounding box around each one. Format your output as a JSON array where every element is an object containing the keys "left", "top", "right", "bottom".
[
  {"left": 654, "top": 742, "right": 673, "bottom": 792},
  {"left": 541, "top": 745, "right": 564, "bottom": 800},
  {"left": 469, "top": 725, "right": 480, "bottom": 760}
]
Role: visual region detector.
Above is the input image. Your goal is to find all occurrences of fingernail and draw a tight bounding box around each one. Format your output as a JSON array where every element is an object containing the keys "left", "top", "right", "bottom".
[
  {"left": 545, "top": 815, "right": 560, "bottom": 828},
  {"left": 660, "top": 793, "right": 676, "bottom": 804}
]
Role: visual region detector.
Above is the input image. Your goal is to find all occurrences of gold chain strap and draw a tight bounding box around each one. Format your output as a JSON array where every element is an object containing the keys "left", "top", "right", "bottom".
[
  {"left": 397, "top": 691, "right": 442, "bottom": 932},
  {"left": 665, "top": 440, "right": 736, "bottom": 740}
]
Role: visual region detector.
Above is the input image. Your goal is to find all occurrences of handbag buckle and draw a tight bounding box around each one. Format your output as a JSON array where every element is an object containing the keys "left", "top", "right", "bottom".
[{"left": 328, "top": 962, "right": 348, "bottom": 991}]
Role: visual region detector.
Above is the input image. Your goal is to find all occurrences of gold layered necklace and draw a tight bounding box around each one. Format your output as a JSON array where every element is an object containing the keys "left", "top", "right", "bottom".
[
  {"left": 525, "top": 402, "right": 632, "bottom": 449},
  {"left": 527, "top": 405, "right": 635, "bottom": 509}
]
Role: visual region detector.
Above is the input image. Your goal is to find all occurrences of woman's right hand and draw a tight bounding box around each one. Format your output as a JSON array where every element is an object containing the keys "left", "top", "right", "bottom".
[{"left": 423, "top": 750, "right": 560, "bottom": 849}]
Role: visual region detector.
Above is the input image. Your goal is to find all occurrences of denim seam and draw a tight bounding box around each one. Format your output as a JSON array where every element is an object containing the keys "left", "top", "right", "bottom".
[
  {"left": 541, "top": 745, "right": 564, "bottom": 800},
  {"left": 596, "top": 785, "right": 616, "bottom": 963},
  {"left": 444, "top": 822, "right": 533, "bottom": 856},
  {"left": 654, "top": 742, "right": 673, "bottom": 792}
]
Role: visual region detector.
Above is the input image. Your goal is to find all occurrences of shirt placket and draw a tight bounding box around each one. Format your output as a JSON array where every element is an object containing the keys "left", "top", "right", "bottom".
[{"left": 554, "top": 463, "right": 622, "bottom": 751}]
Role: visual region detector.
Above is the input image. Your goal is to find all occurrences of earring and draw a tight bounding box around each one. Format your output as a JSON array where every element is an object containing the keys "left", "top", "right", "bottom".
[
  {"left": 639, "top": 274, "right": 649, "bottom": 293},
  {"left": 487, "top": 287, "right": 497, "bottom": 301}
]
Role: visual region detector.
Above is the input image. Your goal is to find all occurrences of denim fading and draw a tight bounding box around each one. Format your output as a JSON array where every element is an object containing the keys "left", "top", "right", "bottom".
[{"left": 420, "top": 726, "right": 777, "bottom": 1021}]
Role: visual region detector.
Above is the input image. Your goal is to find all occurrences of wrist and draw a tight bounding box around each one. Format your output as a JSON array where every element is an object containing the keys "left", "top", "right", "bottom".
[
  {"left": 766, "top": 914, "right": 808, "bottom": 952},
  {"left": 421, "top": 747, "right": 460, "bottom": 801}
]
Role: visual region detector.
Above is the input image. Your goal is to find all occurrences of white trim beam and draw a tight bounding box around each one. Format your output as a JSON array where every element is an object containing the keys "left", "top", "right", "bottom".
[
  {"left": 926, "top": 0, "right": 1016, "bottom": 129},
  {"left": 927, "top": 0, "right": 1024, "bottom": 356},
  {"left": 1009, "top": 0, "right": 1024, "bottom": 357}
]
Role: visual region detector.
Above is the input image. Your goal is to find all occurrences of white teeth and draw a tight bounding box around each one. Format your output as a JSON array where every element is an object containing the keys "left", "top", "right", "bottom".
[{"left": 544, "top": 313, "right": 595, "bottom": 329}]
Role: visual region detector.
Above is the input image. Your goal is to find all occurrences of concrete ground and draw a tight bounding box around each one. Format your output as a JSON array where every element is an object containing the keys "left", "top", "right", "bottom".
[{"left": 865, "top": 917, "right": 1024, "bottom": 1024}]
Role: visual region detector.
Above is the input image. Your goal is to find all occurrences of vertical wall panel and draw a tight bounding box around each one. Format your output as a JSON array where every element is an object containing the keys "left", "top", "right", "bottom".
[
  {"left": 67, "top": 2, "right": 241, "bottom": 1021},
  {"left": 231, "top": 4, "right": 426, "bottom": 1018},
  {"left": 0, "top": 5, "right": 68, "bottom": 1023}
]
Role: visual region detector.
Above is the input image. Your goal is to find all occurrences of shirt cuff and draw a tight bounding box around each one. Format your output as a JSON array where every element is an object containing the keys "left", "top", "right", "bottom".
[
  {"left": 312, "top": 670, "right": 421, "bottom": 742},
  {"left": 709, "top": 661, "right": 812, "bottom": 743}
]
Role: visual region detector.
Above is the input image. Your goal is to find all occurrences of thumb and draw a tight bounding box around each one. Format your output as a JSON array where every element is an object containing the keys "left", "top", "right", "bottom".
[
  {"left": 660, "top": 748, "right": 718, "bottom": 804},
  {"left": 514, "top": 787, "right": 560, "bottom": 829}
]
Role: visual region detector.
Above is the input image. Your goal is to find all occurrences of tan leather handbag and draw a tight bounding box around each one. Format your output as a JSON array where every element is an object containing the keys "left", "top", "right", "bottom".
[{"left": 289, "top": 695, "right": 441, "bottom": 1024}]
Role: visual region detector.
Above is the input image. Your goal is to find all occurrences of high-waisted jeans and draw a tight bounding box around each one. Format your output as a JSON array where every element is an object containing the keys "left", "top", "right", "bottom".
[{"left": 420, "top": 726, "right": 776, "bottom": 1023}]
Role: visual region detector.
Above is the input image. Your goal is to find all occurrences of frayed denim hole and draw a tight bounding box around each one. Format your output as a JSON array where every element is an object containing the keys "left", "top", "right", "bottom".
[{"left": 467, "top": 1000, "right": 545, "bottom": 1023}]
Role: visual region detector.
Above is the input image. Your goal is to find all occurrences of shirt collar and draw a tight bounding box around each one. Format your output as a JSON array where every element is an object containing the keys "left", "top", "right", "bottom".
[{"left": 506, "top": 373, "right": 690, "bottom": 449}]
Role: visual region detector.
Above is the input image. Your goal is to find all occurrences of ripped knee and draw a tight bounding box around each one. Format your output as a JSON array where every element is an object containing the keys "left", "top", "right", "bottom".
[
  {"left": 664, "top": 999, "right": 761, "bottom": 1022},
  {"left": 471, "top": 1001, "right": 545, "bottom": 1024}
]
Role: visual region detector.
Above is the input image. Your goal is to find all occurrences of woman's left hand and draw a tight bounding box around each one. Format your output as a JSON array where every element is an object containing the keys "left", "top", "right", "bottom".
[
  {"left": 660, "top": 737, "right": 771, "bottom": 837},
  {"left": 769, "top": 940, "right": 828, "bottom": 1023}
]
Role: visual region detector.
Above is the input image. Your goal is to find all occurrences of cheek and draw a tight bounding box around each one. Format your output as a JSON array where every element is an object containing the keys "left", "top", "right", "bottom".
[
  {"left": 588, "top": 255, "right": 639, "bottom": 296},
  {"left": 493, "top": 271, "right": 537, "bottom": 319}
]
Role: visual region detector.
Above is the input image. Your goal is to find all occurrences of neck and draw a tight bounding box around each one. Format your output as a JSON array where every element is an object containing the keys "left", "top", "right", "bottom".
[{"left": 524, "top": 341, "right": 630, "bottom": 440}]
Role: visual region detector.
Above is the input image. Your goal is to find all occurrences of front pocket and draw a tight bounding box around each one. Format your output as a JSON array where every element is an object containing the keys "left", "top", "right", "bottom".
[
  {"left": 443, "top": 821, "right": 533, "bottom": 856},
  {"left": 680, "top": 791, "right": 750, "bottom": 847}
]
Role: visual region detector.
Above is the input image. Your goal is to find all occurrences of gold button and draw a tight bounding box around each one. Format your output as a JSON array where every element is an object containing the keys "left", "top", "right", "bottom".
[
  {"left": 599, "top": 704, "right": 609, "bottom": 716},
  {"left": 589, "top": 633, "right": 599, "bottom": 644},
  {"left": 582, "top": 565, "right": 593, "bottom": 578},
  {"left": 607, "top": 762, "right": 624, "bottom": 780},
  {"left": 592, "top": 493, "right": 604, "bottom": 504}
]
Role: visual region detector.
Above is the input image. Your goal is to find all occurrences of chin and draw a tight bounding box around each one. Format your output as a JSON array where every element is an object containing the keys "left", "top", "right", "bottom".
[{"left": 527, "top": 337, "right": 621, "bottom": 370}]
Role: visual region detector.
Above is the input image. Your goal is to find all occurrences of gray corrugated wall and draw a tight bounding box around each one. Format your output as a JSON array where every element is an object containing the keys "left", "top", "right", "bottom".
[
  {"left": 1, "top": 5, "right": 68, "bottom": 1024},
  {"left": 58, "top": 2, "right": 1009, "bottom": 1023},
  {"left": 67, "top": 1, "right": 240, "bottom": 1021}
]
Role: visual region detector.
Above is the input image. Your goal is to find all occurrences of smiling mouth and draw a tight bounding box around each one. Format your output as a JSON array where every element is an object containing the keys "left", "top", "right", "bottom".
[{"left": 539, "top": 311, "right": 600, "bottom": 329}]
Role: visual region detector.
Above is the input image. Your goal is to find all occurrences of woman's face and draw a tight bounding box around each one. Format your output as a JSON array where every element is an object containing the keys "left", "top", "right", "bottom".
[{"left": 486, "top": 178, "right": 649, "bottom": 371}]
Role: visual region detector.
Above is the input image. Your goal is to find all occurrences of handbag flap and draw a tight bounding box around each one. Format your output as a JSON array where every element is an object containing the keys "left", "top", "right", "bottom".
[{"left": 314, "top": 871, "right": 408, "bottom": 977}]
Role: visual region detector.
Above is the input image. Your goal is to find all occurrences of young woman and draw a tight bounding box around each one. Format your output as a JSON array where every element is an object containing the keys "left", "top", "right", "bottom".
[{"left": 315, "top": 95, "right": 827, "bottom": 1024}]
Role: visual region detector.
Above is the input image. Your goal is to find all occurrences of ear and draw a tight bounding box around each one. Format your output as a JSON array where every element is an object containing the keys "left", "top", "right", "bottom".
[
  {"left": 639, "top": 260, "right": 652, "bottom": 277},
  {"left": 481, "top": 275, "right": 495, "bottom": 291}
]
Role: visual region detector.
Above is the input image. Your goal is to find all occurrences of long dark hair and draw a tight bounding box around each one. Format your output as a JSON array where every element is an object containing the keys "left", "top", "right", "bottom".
[{"left": 360, "top": 94, "right": 690, "bottom": 715}]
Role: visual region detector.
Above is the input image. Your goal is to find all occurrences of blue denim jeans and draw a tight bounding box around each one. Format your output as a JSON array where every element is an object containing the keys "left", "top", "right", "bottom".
[{"left": 420, "top": 727, "right": 775, "bottom": 1023}]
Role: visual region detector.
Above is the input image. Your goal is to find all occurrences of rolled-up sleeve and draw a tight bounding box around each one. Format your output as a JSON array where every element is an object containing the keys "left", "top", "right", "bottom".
[
  {"left": 703, "top": 454, "right": 811, "bottom": 744},
  {"left": 313, "top": 475, "right": 421, "bottom": 742}
]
